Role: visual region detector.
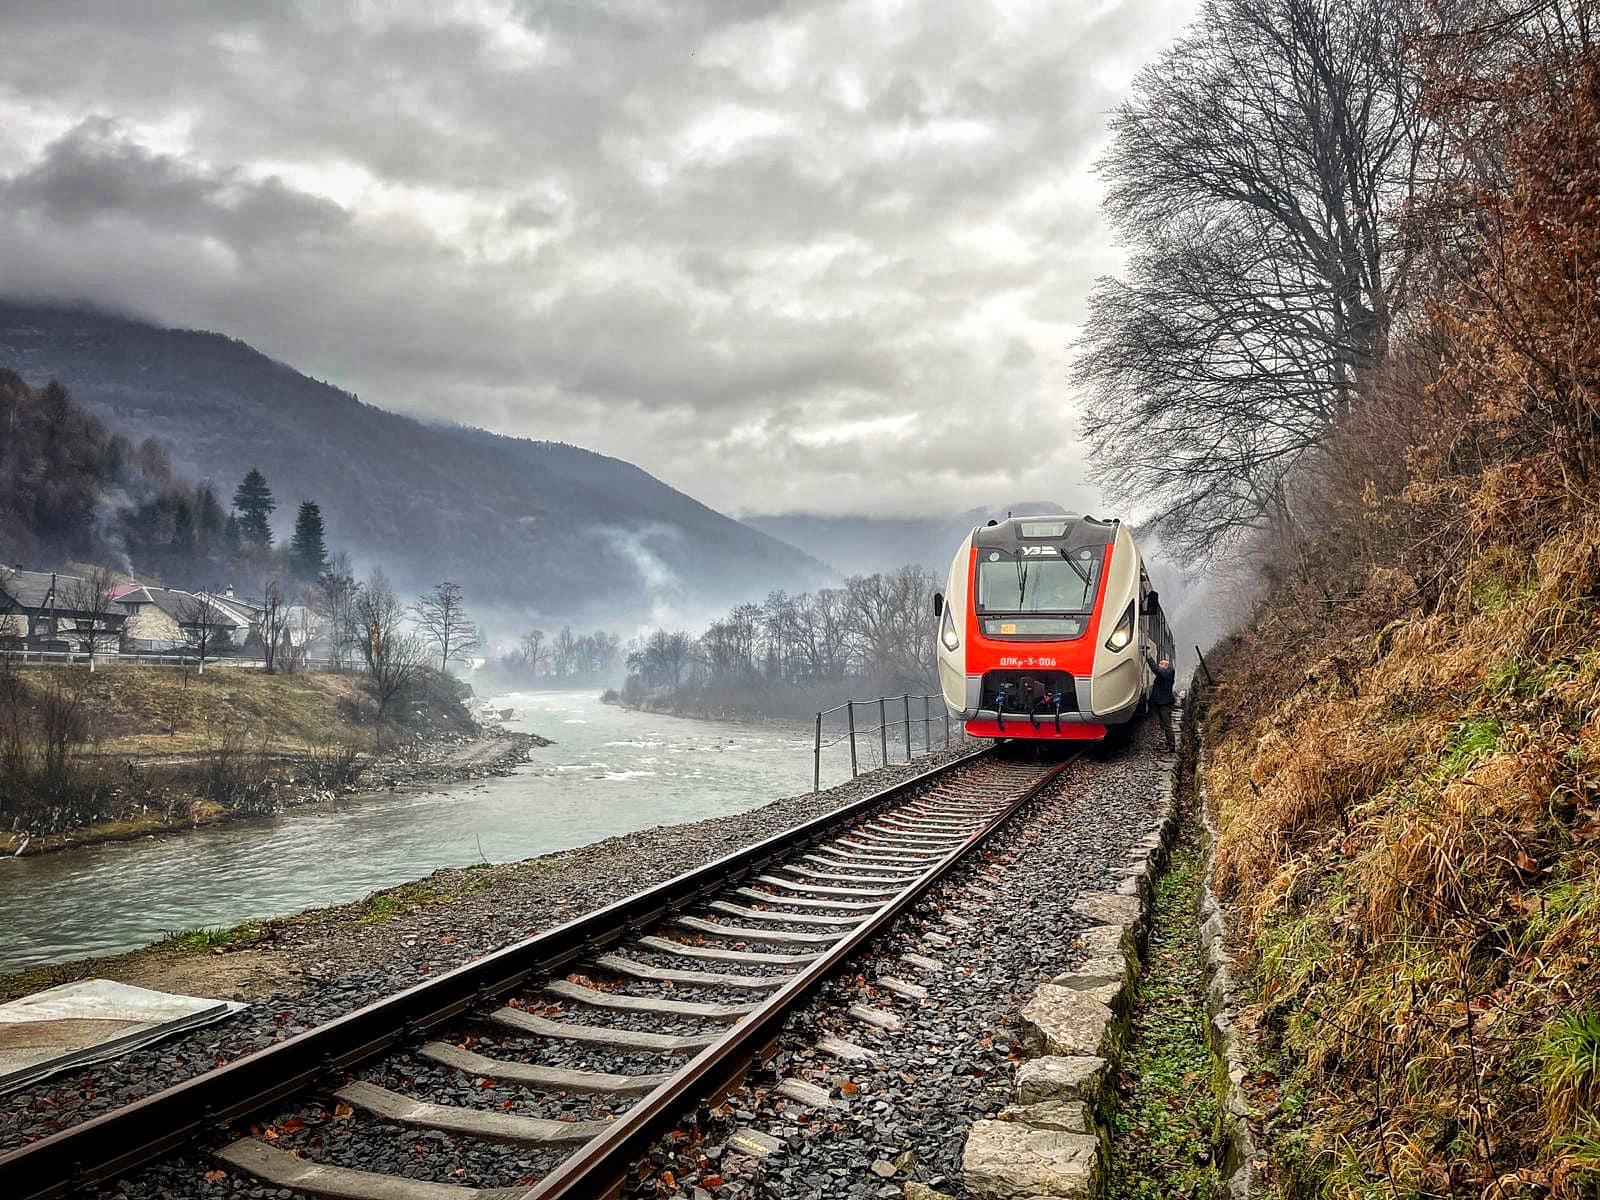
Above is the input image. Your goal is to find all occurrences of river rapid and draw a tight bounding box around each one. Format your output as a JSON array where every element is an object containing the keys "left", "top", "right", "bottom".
[{"left": 0, "top": 691, "right": 816, "bottom": 975}]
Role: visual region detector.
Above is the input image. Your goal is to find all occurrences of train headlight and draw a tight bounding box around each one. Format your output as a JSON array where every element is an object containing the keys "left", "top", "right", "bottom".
[
  {"left": 1104, "top": 600, "right": 1135, "bottom": 652},
  {"left": 940, "top": 604, "right": 961, "bottom": 651}
]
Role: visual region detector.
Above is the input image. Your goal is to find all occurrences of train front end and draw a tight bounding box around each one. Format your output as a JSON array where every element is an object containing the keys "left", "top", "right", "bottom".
[{"left": 934, "top": 514, "right": 1161, "bottom": 741}]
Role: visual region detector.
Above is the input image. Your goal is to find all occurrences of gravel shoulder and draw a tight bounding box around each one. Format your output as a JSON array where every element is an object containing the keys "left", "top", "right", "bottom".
[{"left": 0, "top": 746, "right": 976, "bottom": 1153}]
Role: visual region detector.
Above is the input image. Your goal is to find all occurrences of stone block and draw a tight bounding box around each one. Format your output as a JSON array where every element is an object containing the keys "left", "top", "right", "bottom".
[
  {"left": 1071, "top": 891, "right": 1144, "bottom": 931},
  {"left": 1019, "top": 983, "right": 1117, "bottom": 1059},
  {"left": 962, "top": 1119, "right": 1100, "bottom": 1200},
  {"left": 1013, "top": 1055, "right": 1108, "bottom": 1107},
  {"left": 1077, "top": 922, "right": 1137, "bottom": 968},
  {"left": 1051, "top": 954, "right": 1125, "bottom": 990},
  {"left": 1052, "top": 973, "right": 1130, "bottom": 1021},
  {"left": 997, "top": 1100, "right": 1093, "bottom": 1134}
]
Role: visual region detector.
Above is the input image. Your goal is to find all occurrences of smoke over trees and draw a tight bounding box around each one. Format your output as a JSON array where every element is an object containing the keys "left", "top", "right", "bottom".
[{"left": 0, "top": 373, "right": 336, "bottom": 595}]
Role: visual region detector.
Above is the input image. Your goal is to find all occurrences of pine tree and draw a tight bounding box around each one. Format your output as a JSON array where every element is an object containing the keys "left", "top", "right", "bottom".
[
  {"left": 169, "top": 498, "right": 195, "bottom": 557},
  {"left": 223, "top": 513, "right": 243, "bottom": 556},
  {"left": 232, "top": 468, "right": 275, "bottom": 547},
  {"left": 289, "top": 500, "right": 329, "bottom": 580}
]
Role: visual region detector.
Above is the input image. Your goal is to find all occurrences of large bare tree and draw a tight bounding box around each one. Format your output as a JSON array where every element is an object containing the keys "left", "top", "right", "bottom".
[
  {"left": 412, "top": 581, "right": 481, "bottom": 673},
  {"left": 353, "top": 571, "right": 427, "bottom": 748},
  {"left": 176, "top": 591, "right": 233, "bottom": 674},
  {"left": 1076, "top": 0, "right": 1430, "bottom": 562},
  {"left": 60, "top": 568, "right": 120, "bottom": 672}
]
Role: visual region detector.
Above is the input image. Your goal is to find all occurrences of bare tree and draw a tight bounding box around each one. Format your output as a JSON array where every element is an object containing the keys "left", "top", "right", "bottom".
[
  {"left": 0, "top": 563, "right": 17, "bottom": 637},
  {"left": 313, "top": 554, "right": 359, "bottom": 671},
  {"left": 176, "top": 591, "right": 233, "bottom": 674},
  {"left": 412, "top": 581, "right": 481, "bottom": 673},
  {"left": 60, "top": 568, "right": 120, "bottom": 672},
  {"left": 516, "top": 628, "right": 547, "bottom": 676},
  {"left": 258, "top": 579, "right": 291, "bottom": 673},
  {"left": 353, "top": 571, "right": 427, "bottom": 749},
  {"left": 1076, "top": 0, "right": 1431, "bottom": 562}
]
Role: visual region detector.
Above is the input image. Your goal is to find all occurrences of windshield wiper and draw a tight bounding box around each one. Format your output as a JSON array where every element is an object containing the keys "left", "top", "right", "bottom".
[
  {"left": 1015, "top": 557, "right": 1029, "bottom": 608},
  {"left": 1064, "top": 552, "right": 1091, "bottom": 590}
]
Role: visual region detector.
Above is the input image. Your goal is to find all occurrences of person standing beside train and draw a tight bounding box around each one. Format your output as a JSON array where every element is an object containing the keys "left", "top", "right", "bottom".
[{"left": 1145, "top": 653, "right": 1176, "bottom": 752}]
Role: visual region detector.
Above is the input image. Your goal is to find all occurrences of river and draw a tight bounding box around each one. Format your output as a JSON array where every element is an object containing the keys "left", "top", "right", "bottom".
[{"left": 0, "top": 692, "right": 817, "bottom": 975}]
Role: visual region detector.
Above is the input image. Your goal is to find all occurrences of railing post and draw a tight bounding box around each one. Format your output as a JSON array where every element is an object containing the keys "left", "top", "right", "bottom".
[
  {"left": 878, "top": 697, "right": 888, "bottom": 768},
  {"left": 813, "top": 711, "right": 823, "bottom": 793},
  {"left": 903, "top": 694, "right": 912, "bottom": 762},
  {"left": 1195, "top": 645, "right": 1215, "bottom": 686},
  {"left": 846, "top": 701, "right": 859, "bottom": 778}
]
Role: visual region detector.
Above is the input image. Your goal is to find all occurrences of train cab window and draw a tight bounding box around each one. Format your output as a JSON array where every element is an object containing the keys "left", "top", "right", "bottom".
[{"left": 975, "top": 546, "right": 1103, "bottom": 615}]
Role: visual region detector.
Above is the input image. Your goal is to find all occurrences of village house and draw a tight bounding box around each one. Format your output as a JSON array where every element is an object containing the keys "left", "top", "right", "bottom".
[
  {"left": 112, "top": 584, "right": 257, "bottom": 653},
  {"left": 0, "top": 568, "right": 128, "bottom": 653}
]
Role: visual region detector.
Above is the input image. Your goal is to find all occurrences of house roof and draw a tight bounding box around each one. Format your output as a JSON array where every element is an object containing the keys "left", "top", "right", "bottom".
[
  {"left": 0, "top": 568, "right": 124, "bottom": 619},
  {"left": 203, "top": 593, "right": 262, "bottom": 622}
]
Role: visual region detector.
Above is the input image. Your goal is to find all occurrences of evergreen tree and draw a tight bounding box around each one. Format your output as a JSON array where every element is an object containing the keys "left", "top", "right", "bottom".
[
  {"left": 223, "top": 513, "right": 243, "bottom": 556},
  {"left": 232, "top": 468, "right": 275, "bottom": 547},
  {"left": 289, "top": 500, "right": 329, "bottom": 580},
  {"left": 169, "top": 498, "right": 195, "bottom": 557},
  {"left": 196, "top": 483, "right": 226, "bottom": 538}
]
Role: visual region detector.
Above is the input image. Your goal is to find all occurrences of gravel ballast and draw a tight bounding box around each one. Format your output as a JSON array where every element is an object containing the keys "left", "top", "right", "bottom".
[{"left": 644, "top": 724, "right": 1173, "bottom": 1199}]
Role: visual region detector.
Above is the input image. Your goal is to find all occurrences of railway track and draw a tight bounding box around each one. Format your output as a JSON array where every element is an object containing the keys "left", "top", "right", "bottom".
[{"left": 2, "top": 747, "right": 1075, "bottom": 1200}]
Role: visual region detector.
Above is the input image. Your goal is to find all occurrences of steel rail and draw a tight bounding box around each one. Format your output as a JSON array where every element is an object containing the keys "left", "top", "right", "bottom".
[
  {"left": 0, "top": 747, "right": 991, "bottom": 1200},
  {"left": 525, "top": 752, "right": 1077, "bottom": 1200}
]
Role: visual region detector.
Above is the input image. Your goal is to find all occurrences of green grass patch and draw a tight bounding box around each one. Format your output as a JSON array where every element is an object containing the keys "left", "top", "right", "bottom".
[
  {"left": 1109, "top": 829, "right": 1220, "bottom": 1200},
  {"left": 154, "top": 920, "right": 265, "bottom": 952},
  {"left": 1438, "top": 715, "right": 1502, "bottom": 777}
]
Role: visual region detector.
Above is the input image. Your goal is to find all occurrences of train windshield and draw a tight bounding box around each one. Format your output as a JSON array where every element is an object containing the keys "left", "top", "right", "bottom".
[{"left": 975, "top": 546, "right": 1103, "bottom": 614}]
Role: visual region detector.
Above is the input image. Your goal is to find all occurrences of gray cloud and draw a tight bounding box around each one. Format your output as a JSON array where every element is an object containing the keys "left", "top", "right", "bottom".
[{"left": 0, "top": 0, "right": 1199, "bottom": 518}]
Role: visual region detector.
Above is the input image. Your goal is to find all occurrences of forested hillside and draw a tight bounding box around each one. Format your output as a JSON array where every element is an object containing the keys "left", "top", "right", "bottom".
[
  {"left": 0, "top": 371, "right": 242, "bottom": 582},
  {"left": 1078, "top": 1, "right": 1600, "bottom": 1193},
  {"left": 0, "top": 303, "right": 831, "bottom": 622}
]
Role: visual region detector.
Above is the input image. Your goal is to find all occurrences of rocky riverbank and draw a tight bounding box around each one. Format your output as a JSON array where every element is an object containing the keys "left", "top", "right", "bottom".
[{"left": 2, "top": 724, "right": 546, "bottom": 859}]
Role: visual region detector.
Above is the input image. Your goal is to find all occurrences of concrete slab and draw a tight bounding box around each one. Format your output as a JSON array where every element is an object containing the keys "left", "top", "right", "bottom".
[{"left": 0, "top": 979, "right": 244, "bottom": 1094}]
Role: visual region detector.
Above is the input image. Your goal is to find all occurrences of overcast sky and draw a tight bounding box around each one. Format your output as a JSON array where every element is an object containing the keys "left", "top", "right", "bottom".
[{"left": 0, "top": 0, "right": 1196, "bottom": 519}]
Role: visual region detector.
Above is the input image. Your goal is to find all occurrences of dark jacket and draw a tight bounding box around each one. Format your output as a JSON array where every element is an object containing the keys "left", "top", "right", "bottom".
[{"left": 1146, "top": 656, "right": 1175, "bottom": 706}]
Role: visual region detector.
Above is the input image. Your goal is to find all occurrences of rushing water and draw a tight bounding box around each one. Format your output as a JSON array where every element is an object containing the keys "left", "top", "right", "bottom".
[{"left": 0, "top": 692, "right": 818, "bottom": 974}]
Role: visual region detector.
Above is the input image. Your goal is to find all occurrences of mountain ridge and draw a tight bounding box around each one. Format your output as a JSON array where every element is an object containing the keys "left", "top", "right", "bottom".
[{"left": 0, "top": 300, "right": 832, "bottom": 626}]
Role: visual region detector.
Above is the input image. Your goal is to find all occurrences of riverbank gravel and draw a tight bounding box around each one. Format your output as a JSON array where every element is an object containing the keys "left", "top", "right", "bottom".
[{"left": 0, "top": 745, "right": 978, "bottom": 1157}]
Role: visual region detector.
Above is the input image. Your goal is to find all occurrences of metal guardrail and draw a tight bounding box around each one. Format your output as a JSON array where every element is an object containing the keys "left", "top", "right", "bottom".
[
  {"left": 0, "top": 649, "right": 345, "bottom": 671},
  {"left": 811, "top": 692, "right": 972, "bottom": 791}
]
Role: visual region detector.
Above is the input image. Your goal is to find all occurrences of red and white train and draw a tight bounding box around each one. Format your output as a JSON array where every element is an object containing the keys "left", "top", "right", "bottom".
[{"left": 933, "top": 513, "right": 1174, "bottom": 741}]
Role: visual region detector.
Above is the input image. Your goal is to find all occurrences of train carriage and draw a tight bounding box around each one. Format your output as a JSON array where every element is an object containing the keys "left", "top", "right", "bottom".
[{"left": 933, "top": 513, "right": 1174, "bottom": 740}]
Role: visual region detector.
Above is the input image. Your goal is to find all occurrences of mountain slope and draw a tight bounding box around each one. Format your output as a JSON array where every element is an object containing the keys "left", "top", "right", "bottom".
[{"left": 0, "top": 301, "right": 832, "bottom": 624}]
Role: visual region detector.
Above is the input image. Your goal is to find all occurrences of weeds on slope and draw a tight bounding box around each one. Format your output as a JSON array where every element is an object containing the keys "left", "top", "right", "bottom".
[{"left": 1110, "top": 828, "right": 1218, "bottom": 1200}]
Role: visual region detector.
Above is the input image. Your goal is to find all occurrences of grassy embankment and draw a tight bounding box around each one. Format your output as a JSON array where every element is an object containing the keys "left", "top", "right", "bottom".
[
  {"left": 1206, "top": 524, "right": 1600, "bottom": 1196},
  {"left": 0, "top": 663, "right": 476, "bottom": 853}
]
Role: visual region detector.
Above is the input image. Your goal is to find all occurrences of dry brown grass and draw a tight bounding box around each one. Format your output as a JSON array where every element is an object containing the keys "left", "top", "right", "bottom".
[{"left": 1208, "top": 514, "right": 1600, "bottom": 1197}]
